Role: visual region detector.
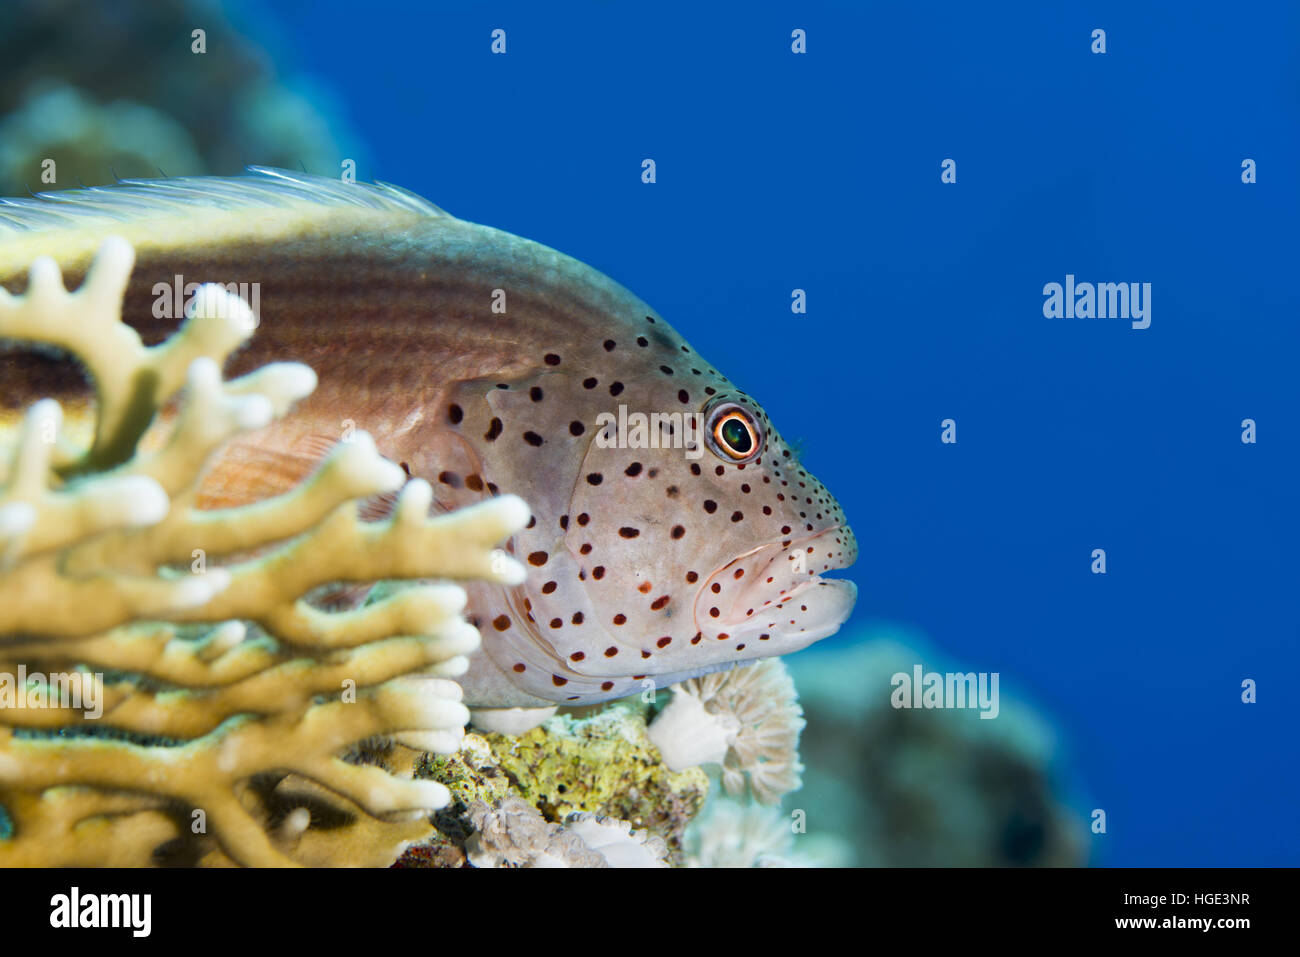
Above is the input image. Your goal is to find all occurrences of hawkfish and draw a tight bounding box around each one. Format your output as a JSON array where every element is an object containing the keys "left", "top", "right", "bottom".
[{"left": 0, "top": 168, "right": 857, "bottom": 726}]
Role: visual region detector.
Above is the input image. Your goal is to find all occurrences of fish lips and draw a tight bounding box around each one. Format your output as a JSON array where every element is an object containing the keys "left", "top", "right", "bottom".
[{"left": 693, "top": 525, "right": 858, "bottom": 652}]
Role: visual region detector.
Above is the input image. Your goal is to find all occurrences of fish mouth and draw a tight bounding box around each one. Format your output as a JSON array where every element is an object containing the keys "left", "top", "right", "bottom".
[{"left": 693, "top": 525, "right": 858, "bottom": 652}]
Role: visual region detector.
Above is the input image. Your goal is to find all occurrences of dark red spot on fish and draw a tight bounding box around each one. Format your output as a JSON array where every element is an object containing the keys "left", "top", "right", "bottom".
[
  {"left": 523, "top": 431, "right": 544, "bottom": 446},
  {"left": 528, "top": 551, "right": 548, "bottom": 566},
  {"left": 493, "top": 615, "right": 510, "bottom": 631},
  {"left": 448, "top": 404, "right": 463, "bottom": 424}
]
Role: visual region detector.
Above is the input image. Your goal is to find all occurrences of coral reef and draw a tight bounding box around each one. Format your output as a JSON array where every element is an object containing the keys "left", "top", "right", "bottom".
[
  {"left": 401, "top": 700, "right": 709, "bottom": 865},
  {"left": 648, "top": 659, "right": 805, "bottom": 805},
  {"left": 0, "top": 84, "right": 206, "bottom": 197},
  {"left": 0, "top": 238, "right": 529, "bottom": 866},
  {"left": 0, "top": 233, "right": 1084, "bottom": 869},
  {"left": 0, "top": 0, "right": 361, "bottom": 192},
  {"left": 463, "top": 796, "right": 668, "bottom": 868},
  {"left": 786, "top": 630, "right": 1088, "bottom": 867},
  {"left": 684, "top": 797, "right": 802, "bottom": 868}
]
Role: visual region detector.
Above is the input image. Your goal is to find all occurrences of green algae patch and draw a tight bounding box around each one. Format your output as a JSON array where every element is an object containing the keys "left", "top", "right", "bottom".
[
  {"left": 408, "top": 700, "right": 708, "bottom": 864},
  {"left": 485, "top": 700, "right": 708, "bottom": 852}
]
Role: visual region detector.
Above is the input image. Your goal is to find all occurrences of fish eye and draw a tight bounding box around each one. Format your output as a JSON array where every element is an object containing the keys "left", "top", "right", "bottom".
[{"left": 704, "top": 400, "right": 763, "bottom": 463}]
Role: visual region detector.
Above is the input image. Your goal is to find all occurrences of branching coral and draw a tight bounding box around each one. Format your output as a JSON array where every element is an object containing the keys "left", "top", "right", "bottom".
[
  {"left": 0, "top": 238, "right": 529, "bottom": 866},
  {"left": 648, "top": 658, "right": 805, "bottom": 805}
]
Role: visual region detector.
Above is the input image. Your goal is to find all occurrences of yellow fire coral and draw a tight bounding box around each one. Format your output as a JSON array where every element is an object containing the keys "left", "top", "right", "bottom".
[{"left": 0, "top": 238, "right": 530, "bottom": 866}]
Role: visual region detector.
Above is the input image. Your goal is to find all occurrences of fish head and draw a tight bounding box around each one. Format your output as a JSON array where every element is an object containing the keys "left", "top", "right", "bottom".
[
  {"left": 562, "top": 385, "right": 858, "bottom": 671},
  {"left": 457, "top": 322, "right": 857, "bottom": 704}
]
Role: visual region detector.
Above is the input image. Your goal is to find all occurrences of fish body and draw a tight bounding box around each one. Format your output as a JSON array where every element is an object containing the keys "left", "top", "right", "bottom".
[{"left": 0, "top": 169, "right": 857, "bottom": 707}]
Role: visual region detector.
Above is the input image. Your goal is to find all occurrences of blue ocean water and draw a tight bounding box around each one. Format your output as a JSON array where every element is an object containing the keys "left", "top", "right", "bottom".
[{"left": 243, "top": 0, "right": 1298, "bottom": 866}]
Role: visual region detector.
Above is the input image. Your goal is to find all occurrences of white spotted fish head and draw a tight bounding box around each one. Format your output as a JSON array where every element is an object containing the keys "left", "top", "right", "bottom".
[{"left": 446, "top": 311, "right": 857, "bottom": 706}]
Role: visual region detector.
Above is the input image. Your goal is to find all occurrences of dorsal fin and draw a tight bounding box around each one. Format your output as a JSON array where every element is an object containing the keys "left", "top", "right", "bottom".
[{"left": 0, "top": 166, "right": 447, "bottom": 236}]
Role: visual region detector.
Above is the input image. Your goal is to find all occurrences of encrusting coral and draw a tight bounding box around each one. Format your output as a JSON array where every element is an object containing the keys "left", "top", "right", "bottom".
[
  {"left": 0, "top": 237, "right": 530, "bottom": 866},
  {"left": 463, "top": 796, "right": 668, "bottom": 868},
  {"left": 648, "top": 658, "right": 805, "bottom": 805},
  {"left": 400, "top": 700, "right": 709, "bottom": 865}
]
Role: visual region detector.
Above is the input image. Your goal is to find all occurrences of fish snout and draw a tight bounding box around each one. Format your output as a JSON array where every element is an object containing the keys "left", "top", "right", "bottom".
[{"left": 692, "top": 524, "right": 857, "bottom": 652}]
